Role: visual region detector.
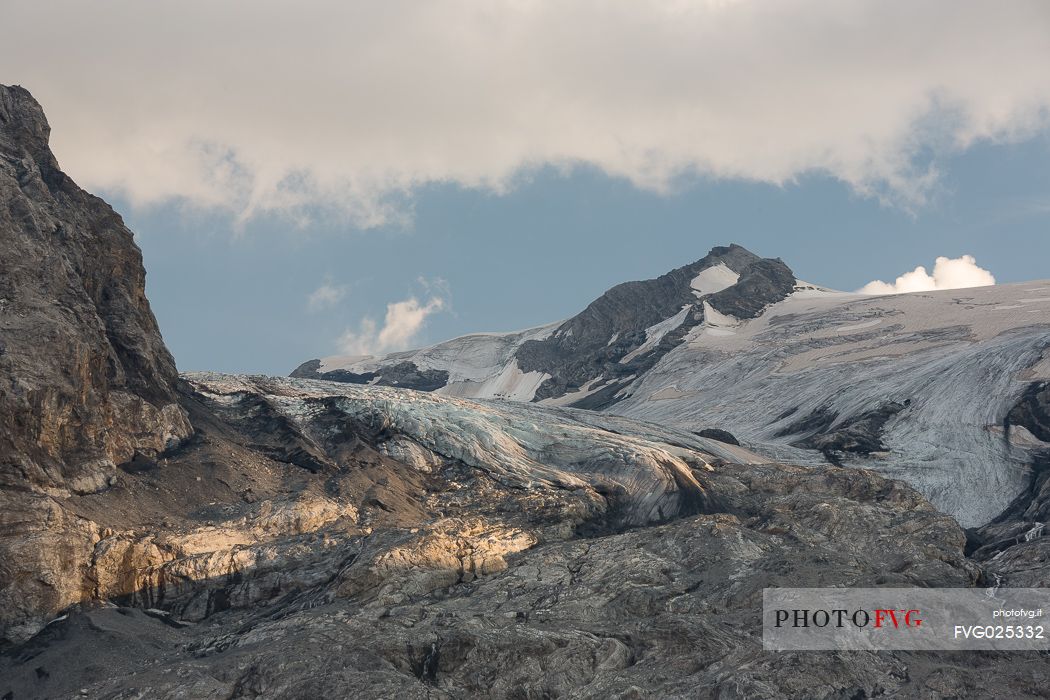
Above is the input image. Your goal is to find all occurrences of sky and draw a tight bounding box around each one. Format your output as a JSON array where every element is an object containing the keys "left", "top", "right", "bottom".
[{"left": 3, "top": 1, "right": 1050, "bottom": 374}]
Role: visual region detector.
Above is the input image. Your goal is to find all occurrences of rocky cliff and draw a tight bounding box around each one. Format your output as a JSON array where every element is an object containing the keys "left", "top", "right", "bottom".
[
  {"left": 0, "top": 84, "right": 192, "bottom": 644},
  {"left": 0, "top": 85, "right": 190, "bottom": 484}
]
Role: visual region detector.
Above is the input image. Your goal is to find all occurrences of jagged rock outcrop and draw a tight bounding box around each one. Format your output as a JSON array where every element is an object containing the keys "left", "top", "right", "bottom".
[
  {"left": 695, "top": 427, "right": 740, "bottom": 446},
  {"left": 0, "top": 84, "right": 192, "bottom": 644},
  {"left": 784, "top": 400, "right": 908, "bottom": 465},
  {"left": 0, "top": 85, "right": 191, "bottom": 483}
]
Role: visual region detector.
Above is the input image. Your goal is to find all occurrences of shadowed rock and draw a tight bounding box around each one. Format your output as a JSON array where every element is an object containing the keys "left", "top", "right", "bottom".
[
  {"left": 695, "top": 428, "right": 741, "bottom": 446},
  {"left": 790, "top": 401, "right": 909, "bottom": 464},
  {"left": 1007, "top": 381, "right": 1050, "bottom": 442}
]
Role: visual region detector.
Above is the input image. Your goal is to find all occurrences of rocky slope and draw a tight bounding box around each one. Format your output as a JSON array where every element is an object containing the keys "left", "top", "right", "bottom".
[
  {"left": 0, "top": 373, "right": 1019, "bottom": 699},
  {"left": 5, "top": 371, "right": 1050, "bottom": 699},
  {"left": 4, "top": 84, "right": 1050, "bottom": 698}
]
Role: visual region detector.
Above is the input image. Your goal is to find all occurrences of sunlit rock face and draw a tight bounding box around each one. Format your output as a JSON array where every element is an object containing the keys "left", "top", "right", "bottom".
[{"left": 186, "top": 373, "right": 725, "bottom": 529}]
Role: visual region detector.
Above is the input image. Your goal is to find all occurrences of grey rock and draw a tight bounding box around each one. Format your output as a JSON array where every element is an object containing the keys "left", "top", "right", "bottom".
[
  {"left": 706, "top": 257, "right": 796, "bottom": 319},
  {"left": 293, "top": 358, "right": 451, "bottom": 392},
  {"left": 3, "top": 376, "right": 1005, "bottom": 697},
  {"left": 695, "top": 428, "right": 740, "bottom": 446},
  {"left": 789, "top": 401, "right": 908, "bottom": 465}
]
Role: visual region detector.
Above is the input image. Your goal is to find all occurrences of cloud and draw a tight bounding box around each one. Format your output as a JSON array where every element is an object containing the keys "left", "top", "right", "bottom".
[
  {"left": 307, "top": 281, "right": 348, "bottom": 312},
  {"left": 858, "top": 255, "right": 996, "bottom": 294},
  {"left": 4, "top": 1, "right": 1050, "bottom": 225},
  {"left": 337, "top": 290, "right": 448, "bottom": 355}
]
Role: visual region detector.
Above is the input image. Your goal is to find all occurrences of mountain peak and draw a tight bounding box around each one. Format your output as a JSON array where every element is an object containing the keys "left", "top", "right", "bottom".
[
  {"left": 295, "top": 243, "right": 797, "bottom": 408},
  {"left": 0, "top": 84, "right": 54, "bottom": 167}
]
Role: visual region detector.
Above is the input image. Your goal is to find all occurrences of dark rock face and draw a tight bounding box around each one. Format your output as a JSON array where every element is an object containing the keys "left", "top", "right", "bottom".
[
  {"left": 774, "top": 405, "right": 839, "bottom": 439},
  {"left": 1007, "top": 381, "right": 1050, "bottom": 442},
  {"left": 517, "top": 244, "right": 795, "bottom": 407},
  {"left": 695, "top": 428, "right": 740, "bottom": 445},
  {"left": 789, "top": 401, "right": 909, "bottom": 465},
  {"left": 0, "top": 84, "right": 192, "bottom": 644},
  {"left": 292, "top": 358, "right": 450, "bottom": 392},
  {"left": 706, "top": 257, "right": 797, "bottom": 318},
  {"left": 289, "top": 358, "right": 323, "bottom": 377}
]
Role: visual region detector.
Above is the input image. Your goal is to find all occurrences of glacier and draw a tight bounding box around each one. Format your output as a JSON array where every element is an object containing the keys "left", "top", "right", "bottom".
[
  {"left": 609, "top": 282, "right": 1050, "bottom": 526},
  {"left": 296, "top": 256, "right": 1050, "bottom": 528}
]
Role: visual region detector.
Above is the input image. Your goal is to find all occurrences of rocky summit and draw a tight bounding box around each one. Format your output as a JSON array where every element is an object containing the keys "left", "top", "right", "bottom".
[{"left": 2, "top": 84, "right": 1050, "bottom": 699}]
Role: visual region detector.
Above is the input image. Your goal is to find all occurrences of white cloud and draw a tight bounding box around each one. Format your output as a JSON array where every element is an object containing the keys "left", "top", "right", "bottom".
[
  {"left": 337, "top": 291, "right": 448, "bottom": 355},
  {"left": 858, "top": 255, "right": 996, "bottom": 294},
  {"left": 4, "top": 1, "right": 1050, "bottom": 225},
  {"left": 307, "top": 281, "right": 348, "bottom": 312}
]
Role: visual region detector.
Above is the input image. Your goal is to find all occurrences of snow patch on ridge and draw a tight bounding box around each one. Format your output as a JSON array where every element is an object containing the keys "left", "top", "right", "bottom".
[
  {"left": 441, "top": 360, "right": 550, "bottom": 402},
  {"left": 691, "top": 263, "right": 739, "bottom": 297},
  {"left": 540, "top": 377, "right": 607, "bottom": 407},
  {"left": 792, "top": 280, "right": 844, "bottom": 298},
  {"left": 319, "top": 354, "right": 374, "bottom": 372},
  {"left": 700, "top": 301, "right": 743, "bottom": 337}
]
